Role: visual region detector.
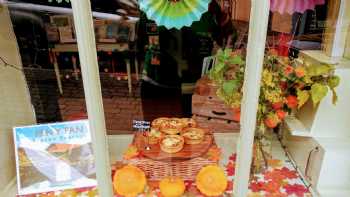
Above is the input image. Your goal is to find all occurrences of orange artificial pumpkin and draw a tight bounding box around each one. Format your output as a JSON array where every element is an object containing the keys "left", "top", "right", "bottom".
[
  {"left": 113, "top": 165, "right": 146, "bottom": 197},
  {"left": 159, "top": 177, "right": 185, "bottom": 197},
  {"left": 196, "top": 165, "right": 228, "bottom": 196},
  {"left": 58, "top": 190, "right": 78, "bottom": 197}
]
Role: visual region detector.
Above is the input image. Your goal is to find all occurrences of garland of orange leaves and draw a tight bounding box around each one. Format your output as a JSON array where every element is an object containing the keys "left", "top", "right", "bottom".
[{"left": 209, "top": 49, "right": 340, "bottom": 133}]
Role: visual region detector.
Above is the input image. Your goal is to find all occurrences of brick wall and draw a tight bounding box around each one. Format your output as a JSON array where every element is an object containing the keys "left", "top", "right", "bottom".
[{"left": 24, "top": 68, "right": 143, "bottom": 134}]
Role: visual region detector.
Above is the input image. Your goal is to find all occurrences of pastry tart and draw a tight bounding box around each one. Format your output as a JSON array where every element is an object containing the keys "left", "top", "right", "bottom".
[
  {"left": 144, "top": 128, "right": 163, "bottom": 144},
  {"left": 160, "top": 118, "right": 185, "bottom": 135},
  {"left": 160, "top": 135, "right": 184, "bottom": 153},
  {"left": 181, "top": 118, "right": 197, "bottom": 128},
  {"left": 181, "top": 128, "right": 205, "bottom": 145},
  {"left": 151, "top": 117, "right": 169, "bottom": 130}
]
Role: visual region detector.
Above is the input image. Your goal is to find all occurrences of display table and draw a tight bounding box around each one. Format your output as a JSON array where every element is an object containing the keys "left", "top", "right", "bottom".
[
  {"left": 14, "top": 133, "right": 312, "bottom": 197},
  {"left": 49, "top": 43, "right": 139, "bottom": 95}
]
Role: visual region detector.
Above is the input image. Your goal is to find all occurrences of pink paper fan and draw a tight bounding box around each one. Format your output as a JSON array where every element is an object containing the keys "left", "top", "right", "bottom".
[{"left": 270, "top": 0, "right": 325, "bottom": 14}]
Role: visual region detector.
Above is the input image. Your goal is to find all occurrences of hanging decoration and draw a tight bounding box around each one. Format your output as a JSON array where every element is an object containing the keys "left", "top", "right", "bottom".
[
  {"left": 270, "top": 0, "right": 325, "bottom": 15},
  {"left": 138, "top": 0, "right": 211, "bottom": 29},
  {"left": 48, "top": 0, "right": 70, "bottom": 3}
]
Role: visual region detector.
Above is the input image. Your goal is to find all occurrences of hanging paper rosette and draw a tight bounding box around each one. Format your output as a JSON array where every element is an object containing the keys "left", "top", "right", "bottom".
[
  {"left": 270, "top": 0, "right": 325, "bottom": 15},
  {"left": 139, "top": 0, "right": 211, "bottom": 29}
]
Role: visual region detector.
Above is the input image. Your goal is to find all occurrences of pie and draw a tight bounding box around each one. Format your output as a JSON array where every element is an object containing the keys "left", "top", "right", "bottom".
[
  {"left": 144, "top": 128, "right": 163, "bottom": 144},
  {"left": 151, "top": 117, "right": 169, "bottom": 130},
  {"left": 160, "top": 135, "right": 184, "bottom": 154},
  {"left": 181, "top": 118, "right": 197, "bottom": 128},
  {"left": 159, "top": 118, "right": 186, "bottom": 135},
  {"left": 181, "top": 128, "right": 205, "bottom": 145}
]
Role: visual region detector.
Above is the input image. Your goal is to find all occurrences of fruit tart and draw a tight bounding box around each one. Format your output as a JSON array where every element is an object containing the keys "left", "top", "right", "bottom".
[
  {"left": 144, "top": 128, "right": 163, "bottom": 145},
  {"left": 180, "top": 118, "right": 197, "bottom": 128},
  {"left": 160, "top": 118, "right": 186, "bottom": 135},
  {"left": 160, "top": 135, "right": 184, "bottom": 154},
  {"left": 181, "top": 128, "right": 205, "bottom": 145},
  {"left": 151, "top": 117, "right": 169, "bottom": 130}
]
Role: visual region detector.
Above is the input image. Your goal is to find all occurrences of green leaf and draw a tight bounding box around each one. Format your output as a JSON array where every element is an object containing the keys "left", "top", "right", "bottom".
[
  {"left": 297, "top": 89, "right": 310, "bottom": 109},
  {"left": 213, "top": 62, "right": 225, "bottom": 73},
  {"left": 328, "top": 76, "right": 340, "bottom": 88},
  {"left": 331, "top": 88, "right": 338, "bottom": 105},
  {"left": 229, "top": 56, "right": 245, "bottom": 65},
  {"left": 307, "top": 64, "right": 333, "bottom": 76},
  {"left": 311, "top": 83, "right": 328, "bottom": 106},
  {"left": 223, "top": 80, "right": 239, "bottom": 95}
]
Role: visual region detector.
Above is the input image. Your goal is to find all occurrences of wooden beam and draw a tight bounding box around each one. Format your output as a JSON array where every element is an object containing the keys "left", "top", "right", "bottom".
[
  {"left": 70, "top": 0, "right": 113, "bottom": 196},
  {"left": 233, "top": 0, "right": 270, "bottom": 196},
  {"left": 323, "top": 0, "right": 350, "bottom": 57}
]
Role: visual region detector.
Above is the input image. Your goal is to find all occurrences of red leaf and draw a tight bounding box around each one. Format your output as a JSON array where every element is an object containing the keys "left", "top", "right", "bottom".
[
  {"left": 278, "top": 167, "right": 298, "bottom": 179},
  {"left": 225, "top": 162, "right": 236, "bottom": 176},
  {"left": 229, "top": 153, "right": 237, "bottom": 162},
  {"left": 283, "top": 184, "right": 309, "bottom": 197},
  {"left": 249, "top": 181, "right": 264, "bottom": 192}
]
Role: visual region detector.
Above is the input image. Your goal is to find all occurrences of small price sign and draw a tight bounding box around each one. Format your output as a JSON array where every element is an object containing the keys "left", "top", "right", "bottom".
[{"left": 133, "top": 120, "right": 150, "bottom": 132}]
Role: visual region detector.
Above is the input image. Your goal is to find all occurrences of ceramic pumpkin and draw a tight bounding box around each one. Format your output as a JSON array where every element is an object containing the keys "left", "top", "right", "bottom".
[
  {"left": 196, "top": 165, "right": 228, "bottom": 196},
  {"left": 159, "top": 177, "right": 185, "bottom": 197},
  {"left": 113, "top": 165, "right": 146, "bottom": 197}
]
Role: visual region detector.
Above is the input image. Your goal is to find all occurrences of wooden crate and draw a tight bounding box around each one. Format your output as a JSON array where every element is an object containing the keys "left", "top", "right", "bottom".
[
  {"left": 192, "top": 76, "right": 235, "bottom": 121},
  {"left": 193, "top": 115, "right": 240, "bottom": 133},
  {"left": 192, "top": 94, "right": 235, "bottom": 121}
]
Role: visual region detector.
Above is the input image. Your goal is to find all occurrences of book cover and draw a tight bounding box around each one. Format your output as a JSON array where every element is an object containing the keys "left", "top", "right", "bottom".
[{"left": 13, "top": 120, "right": 97, "bottom": 195}]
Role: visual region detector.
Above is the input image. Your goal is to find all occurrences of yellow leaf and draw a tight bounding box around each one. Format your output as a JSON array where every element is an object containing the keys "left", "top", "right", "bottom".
[
  {"left": 267, "top": 159, "right": 283, "bottom": 168},
  {"left": 311, "top": 83, "right": 328, "bottom": 106},
  {"left": 248, "top": 192, "right": 264, "bottom": 197},
  {"left": 297, "top": 90, "right": 310, "bottom": 109}
]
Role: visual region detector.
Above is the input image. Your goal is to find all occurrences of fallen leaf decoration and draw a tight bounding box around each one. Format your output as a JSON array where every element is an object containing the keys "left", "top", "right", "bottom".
[
  {"left": 261, "top": 181, "right": 282, "bottom": 194},
  {"left": 122, "top": 144, "right": 140, "bottom": 160},
  {"left": 249, "top": 181, "right": 265, "bottom": 193},
  {"left": 206, "top": 146, "right": 222, "bottom": 162},
  {"left": 247, "top": 192, "right": 264, "bottom": 197},
  {"left": 225, "top": 161, "right": 236, "bottom": 176},
  {"left": 278, "top": 167, "right": 298, "bottom": 179},
  {"left": 267, "top": 159, "right": 283, "bottom": 168},
  {"left": 283, "top": 184, "right": 309, "bottom": 197},
  {"left": 264, "top": 170, "right": 286, "bottom": 184},
  {"left": 229, "top": 153, "right": 237, "bottom": 162}
]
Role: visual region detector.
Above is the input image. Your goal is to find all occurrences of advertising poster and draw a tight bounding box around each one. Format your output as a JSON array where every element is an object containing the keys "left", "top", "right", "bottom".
[{"left": 13, "top": 120, "right": 97, "bottom": 195}]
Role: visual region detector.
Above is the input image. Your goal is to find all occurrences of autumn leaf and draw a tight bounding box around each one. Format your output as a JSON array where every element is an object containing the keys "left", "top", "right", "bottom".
[
  {"left": 328, "top": 76, "right": 340, "bottom": 88},
  {"left": 331, "top": 88, "right": 338, "bottom": 104},
  {"left": 229, "top": 153, "right": 237, "bottom": 162},
  {"left": 249, "top": 181, "right": 264, "bottom": 192},
  {"left": 225, "top": 161, "right": 236, "bottom": 176},
  {"left": 267, "top": 159, "right": 283, "bottom": 169},
  {"left": 247, "top": 192, "right": 264, "bottom": 197},
  {"left": 261, "top": 181, "right": 282, "bottom": 193},
  {"left": 277, "top": 167, "right": 298, "bottom": 179},
  {"left": 311, "top": 83, "right": 328, "bottom": 106},
  {"left": 264, "top": 170, "right": 286, "bottom": 184},
  {"left": 206, "top": 146, "right": 222, "bottom": 162},
  {"left": 307, "top": 64, "right": 333, "bottom": 76},
  {"left": 297, "top": 89, "right": 310, "bottom": 109},
  {"left": 123, "top": 145, "right": 139, "bottom": 160},
  {"left": 283, "top": 184, "right": 309, "bottom": 197}
]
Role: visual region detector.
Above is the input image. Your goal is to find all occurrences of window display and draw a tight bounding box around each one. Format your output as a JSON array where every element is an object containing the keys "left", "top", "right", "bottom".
[{"left": 1, "top": 0, "right": 350, "bottom": 197}]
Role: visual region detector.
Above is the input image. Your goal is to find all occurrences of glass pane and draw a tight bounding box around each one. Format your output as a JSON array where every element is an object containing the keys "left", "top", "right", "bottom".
[{"left": 1, "top": 0, "right": 347, "bottom": 196}]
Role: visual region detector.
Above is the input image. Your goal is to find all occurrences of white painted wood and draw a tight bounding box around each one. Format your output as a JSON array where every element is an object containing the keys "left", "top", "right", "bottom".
[
  {"left": 70, "top": 0, "right": 113, "bottom": 196},
  {"left": 126, "top": 60, "right": 132, "bottom": 94},
  {"left": 328, "top": 0, "right": 350, "bottom": 57},
  {"left": 233, "top": 0, "right": 270, "bottom": 196},
  {"left": 52, "top": 53, "right": 63, "bottom": 94},
  {"left": 0, "top": 4, "right": 36, "bottom": 192},
  {"left": 298, "top": 50, "right": 350, "bottom": 138}
]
